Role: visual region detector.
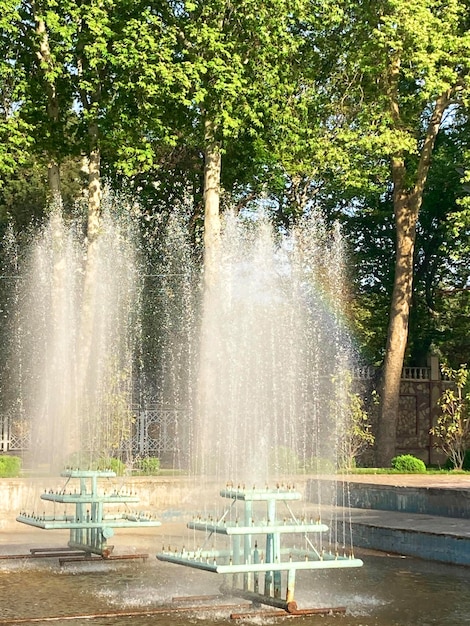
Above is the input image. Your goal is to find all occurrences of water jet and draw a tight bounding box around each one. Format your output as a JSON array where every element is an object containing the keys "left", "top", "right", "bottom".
[{"left": 3, "top": 203, "right": 366, "bottom": 615}]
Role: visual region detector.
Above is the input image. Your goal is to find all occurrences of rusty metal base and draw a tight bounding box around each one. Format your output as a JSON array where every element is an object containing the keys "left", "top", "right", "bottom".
[
  {"left": 0, "top": 548, "right": 86, "bottom": 561},
  {"left": 173, "top": 592, "right": 346, "bottom": 620},
  {"left": 230, "top": 606, "right": 346, "bottom": 619},
  {"left": 0, "top": 547, "right": 149, "bottom": 565},
  {"left": 59, "top": 553, "right": 149, "bottom": 565},
  {"left": 0, "top": 593, "right": 345, "bottom": 624}
]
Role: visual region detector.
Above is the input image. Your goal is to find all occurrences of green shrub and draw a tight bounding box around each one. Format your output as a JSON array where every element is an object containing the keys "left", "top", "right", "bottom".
[
  {"left": 136, "top": 457, "right": 160, "bottom": 475},
  {"left": 94, "top": 457, "right": 126, "bottom": 476},
  {"left": 391, "top": 454, "right": 426, "bottom": 473},
  {"left": 0, "top": 455, "right": 22, "bottom": 477}
]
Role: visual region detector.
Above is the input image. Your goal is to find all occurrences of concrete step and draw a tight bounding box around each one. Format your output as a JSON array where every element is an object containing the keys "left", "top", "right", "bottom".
[
  {"left": 345, "top": 507, "right": 470, "bottom": 566},
  {"left": 306, "top": 478, "right": 470, "bottom": 565}
]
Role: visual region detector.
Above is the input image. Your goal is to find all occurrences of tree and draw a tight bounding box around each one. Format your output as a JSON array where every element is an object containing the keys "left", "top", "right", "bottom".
[
  {"left": 14, "top": 1, "right": 80, "bottom": 206},
  {"left": 408, "top": 125, "right": 470, "bottom": 365},
  {"left": 29, "top": 2, "right": 63, "bottom": 197},
  {"left": 0, "top": 2, "right": 87, "bottom": 233},
  {"left": 13, "top": 0, "right": 177, "bottom": 235},
  {"left": 336, "top": 375, "right": 376, "bottom": 470},
  {"left": 333, "top": 122, "right": 470, "bottom": 369},
  {"left": 0, "top": 1, "right": 33, "bottom": 192},
  {"left": 296, "top": 0, "right": 470, "bottom": 465},
  {"left": 369, "top": 1, "right": 470, "bottom": 465},
  {"left": 155, "top": 0, "right": 309, "bottom": 281},
  {"left": 278, "top": 1, "right": 470, "bottom": 465},
  {"left": 430, "top": 364, "right": 470, "bottom": 470}
]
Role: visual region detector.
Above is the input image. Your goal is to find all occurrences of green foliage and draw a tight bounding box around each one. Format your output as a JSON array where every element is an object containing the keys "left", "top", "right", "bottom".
[
  {"left": 430, "top": 364, "right": 470, "bottom": 470},
  {"left": 391, "top": 454, "right": 427, "bottom": 473},
  {"left": 342, "top": 125, "right": 470, "bottom": 367},
  {"left": 135, "top": 457, "right": 160, "bottom": 475},
  {"left": 407, "top": 128, "right": 470, "bottom": 365},
  {"left": 334, "top": 373, "right": 376, "bottom": 470},
  {"left": 0, "top": 455, "right": 22, "bottom": 477},
  {"left": 0, "top": 1, "right": 32, "bottom": 183},
  {"left": 94, "top": 457, "right": 126, "bottom": 476},
  {"left": 342, "top": 391, "right": 375, "bottom": 470},
  {"left": 0, "top": 0, "right": 469, "bottom": 381},
  {"left": 435, "top": 290, "right": 470, "bottom": 369}
]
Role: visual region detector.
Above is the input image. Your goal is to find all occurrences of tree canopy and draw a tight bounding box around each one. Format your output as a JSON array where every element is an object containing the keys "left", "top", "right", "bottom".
[{"left": 1, "top": 0, "right": 470, "bottom": 464}]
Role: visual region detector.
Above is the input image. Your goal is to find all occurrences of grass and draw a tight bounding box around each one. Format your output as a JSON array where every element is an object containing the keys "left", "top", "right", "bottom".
[{"left": 349, "top": 467, "right": 469, "bottom": 475}]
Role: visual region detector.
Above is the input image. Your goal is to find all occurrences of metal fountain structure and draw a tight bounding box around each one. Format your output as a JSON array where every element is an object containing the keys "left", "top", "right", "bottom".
[
  {"left": 16, "top": 468, "right": 161, "bottom": 560},
  {"left": 157, "top": 482, "right": 363, "bottom": 617}
]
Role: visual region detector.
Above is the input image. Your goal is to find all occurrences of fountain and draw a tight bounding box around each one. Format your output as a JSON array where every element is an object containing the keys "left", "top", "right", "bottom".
[
  {"left": 191, "top": 212, "right": 356, "bottom": 483},
  {"left": 157, "top": 484, "right": 362, "bottom": 615},
  {"left": 3, "top": 200, "right": 364, "bottom": 615},
  {"left": 4, "top": 194, "right": 163, "bottom": 560},
  {"left": 16, "top": 469, "right": 161, "bottom": 560},
  {"left": 7, "top": 195, "right": 141, "bottom": 474},
  {"left": 154, "top": 210, "right": 364, "bottom": 615}
]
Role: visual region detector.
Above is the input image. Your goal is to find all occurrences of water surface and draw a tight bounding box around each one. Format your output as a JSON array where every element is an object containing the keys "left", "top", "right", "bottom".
[{"left": 0, "top": 548, "right": 468, "bottom": 626}]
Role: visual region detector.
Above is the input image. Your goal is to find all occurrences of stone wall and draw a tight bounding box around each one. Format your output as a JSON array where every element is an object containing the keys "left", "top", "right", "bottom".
[
  {"left": 307, "top": 478, "right": 470, "bottom": 518},
  {"left": 395, "top": 357, "right": 452, "bottom": 465},
  {"left": 359, "top": 355, "right": 453, "bottom": 465}
]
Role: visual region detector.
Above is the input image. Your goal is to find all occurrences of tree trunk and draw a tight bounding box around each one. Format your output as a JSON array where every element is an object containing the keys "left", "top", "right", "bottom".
[
  {"left": 34, "top": 9, "right": 62, "bottom": 202},
  {"left": 203, "top": 118, "right": 221, "bottom": 288},
  {"left": 376, "top": 183, "right": 418, "bottom": 466},
  {"left": 87, "top": 133, "right": 101, "bottom": 244},
  {"left": 194, "top": 117, "right": 223, "bottom": 474},
  {"left": 47, "top": 162, "right": 61, "bottom": 200},
  {"left": 376, "top": 89, "right": 452, "bottom": 466}
]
